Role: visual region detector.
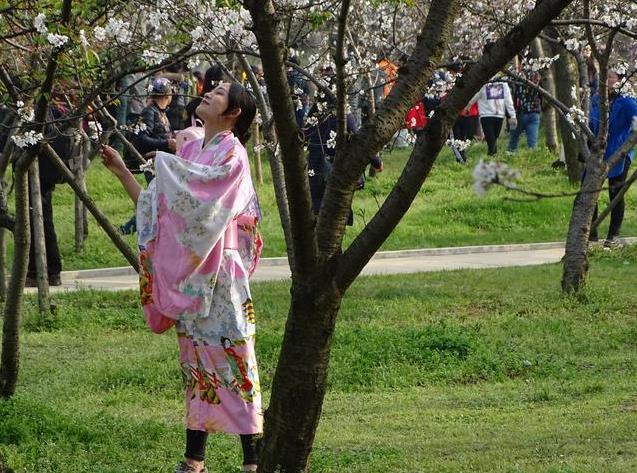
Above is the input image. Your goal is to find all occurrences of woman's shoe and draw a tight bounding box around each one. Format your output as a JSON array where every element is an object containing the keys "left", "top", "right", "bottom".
[{"left": 174, "top": 461, "right": 208, "bottom": 473}]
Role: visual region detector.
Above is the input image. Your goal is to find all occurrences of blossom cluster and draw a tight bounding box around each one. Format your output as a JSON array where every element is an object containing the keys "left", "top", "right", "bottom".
[
  {"left": 120, "top": 122, "right": 148, "bottom": 136},
  {"left": 521, "top": 55, "right": 559, "bottom": 73},
  {"left": 32, "top": 13, "right": 69, "bottom": 48},
  {"left": 565, "top": 106, "right": 587, "bottom": 128},
  {"left": 12, "top": 130, "right": 44, "bottom": 149},
  {"left": 472, "top": 159, "right": 521, "bottom": 196},
  {"left": 94, "top": 18, "right": 132, "bottom": 44},
  {"left": 446, "top": 139, "right": 472, "bottom": 152}
]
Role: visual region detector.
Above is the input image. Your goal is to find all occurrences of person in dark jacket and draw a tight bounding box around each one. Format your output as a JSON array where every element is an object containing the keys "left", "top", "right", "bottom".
[
  {"left": 121, "top": 77, "right": 176, "bottom": 234},
  {"left": 287, "top": 56, "right": 310, "bottom": 127},
  {"left": 135, "top": 77, "right": 176, "bottom": 156},
  {"left": 304, "top": 98, "right": 382, "bottom": 223},
  {"left": 25, "top": 104, "right": 71, "bottom": 287}
]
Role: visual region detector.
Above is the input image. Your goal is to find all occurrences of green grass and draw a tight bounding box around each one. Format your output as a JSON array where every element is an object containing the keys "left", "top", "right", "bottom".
[
  {"left": 9, "top": 135, "right": 637, "bottom": 270},
  {"left": 2, "top": 247, "right": 637, "bottom": 472}
]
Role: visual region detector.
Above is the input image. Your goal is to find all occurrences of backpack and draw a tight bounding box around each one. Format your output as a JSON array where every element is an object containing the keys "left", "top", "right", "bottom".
[{"left": 175, "top": 118, "right": 205, "bottom": 155}]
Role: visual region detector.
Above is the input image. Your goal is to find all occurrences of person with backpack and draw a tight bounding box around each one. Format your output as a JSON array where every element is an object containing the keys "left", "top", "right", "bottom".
[{"left": 101, "top": 82, "right": 262, "bottom": 473}]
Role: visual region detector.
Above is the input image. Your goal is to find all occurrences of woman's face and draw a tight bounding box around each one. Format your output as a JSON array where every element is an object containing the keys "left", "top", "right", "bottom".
[{"left": 196, "top": 82, "right": 230, "bottom": 123}]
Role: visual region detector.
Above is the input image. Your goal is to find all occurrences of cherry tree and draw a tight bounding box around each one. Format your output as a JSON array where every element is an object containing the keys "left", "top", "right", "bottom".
[{"left": 241, "top": 0, "right": 573, "bottom": 470}]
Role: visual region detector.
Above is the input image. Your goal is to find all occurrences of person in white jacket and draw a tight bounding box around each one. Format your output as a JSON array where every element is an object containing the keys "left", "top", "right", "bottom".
[{"left": 468, "top": 43, "right": 517, "bottom": 155}]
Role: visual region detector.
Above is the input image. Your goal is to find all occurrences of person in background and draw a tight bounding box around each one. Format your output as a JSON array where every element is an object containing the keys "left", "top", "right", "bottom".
[
  {"left": 287, "top": 55, "right": 310, "bottom": 127},
  {"left": 26, "top": 101, "right": 72, "bottom": 287},
  {"left": 120, "top": 77, "right": 176, "bottom": 235},
  {"left": 304, "top": 89, "right": 382, "bottom": 222},
  {"left": 508, "top": 70, "right": 542, "bottom": 153},
  {"left": 450, "top": 60, "right": 478, "bottom": 161},
  {"left": 125, "top": 72, "right": 147, "bottom": 125},
  {"left": 468, "top": 42, "right": 517, "bottom": 156},
  {"left": 159, "top": 63, "right": 190, "bottom": 131},
  {"left": 589, "top": 68, "right": 637, "bottom": 248}
]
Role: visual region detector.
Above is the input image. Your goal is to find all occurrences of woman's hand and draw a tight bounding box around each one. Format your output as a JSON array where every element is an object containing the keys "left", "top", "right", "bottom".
[{"left": 100, "top": 145, "right": 129, "bottom": 178}]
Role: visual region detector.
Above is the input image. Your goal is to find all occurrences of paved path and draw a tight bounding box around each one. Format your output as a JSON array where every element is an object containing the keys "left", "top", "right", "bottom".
[
  {"left": 26, "top": 238, "right": 636, "bottom": 293},
  {"left": 23, "top": 241, "right": 568, "bottom": 293}
]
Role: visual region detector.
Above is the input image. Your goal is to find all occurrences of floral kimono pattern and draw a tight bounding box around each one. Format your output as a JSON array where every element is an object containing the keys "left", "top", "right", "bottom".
[{"left": 136, "top": 131, "right": 262, "bottom": 434}]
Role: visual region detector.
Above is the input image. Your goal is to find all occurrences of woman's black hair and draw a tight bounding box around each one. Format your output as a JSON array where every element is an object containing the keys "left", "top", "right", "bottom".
[
  {"left": 203, "top": 65, "right": 224, "bottom": 95},
  {"left": 223, "top": 82, "right": 257, "bottom": 145},
  {"left": 482, "top": 41, "right": 495, "bottom": 55}
]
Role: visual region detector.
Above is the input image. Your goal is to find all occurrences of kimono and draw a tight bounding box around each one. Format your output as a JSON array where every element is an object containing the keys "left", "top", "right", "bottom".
[{"left": 136, "top": 130, "right": 263, "bottom": 434}]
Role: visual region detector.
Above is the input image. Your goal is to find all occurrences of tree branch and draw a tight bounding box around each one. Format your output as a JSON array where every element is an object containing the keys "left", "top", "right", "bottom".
[
  {"left": 41, "top": 143, "right": 140, "bottom": 271},
  {"left": 334, "top": 0, "right": 351, "bottom": 151},
  {"left": 246, "top": 0, "right": 319, "bottom": 276}
]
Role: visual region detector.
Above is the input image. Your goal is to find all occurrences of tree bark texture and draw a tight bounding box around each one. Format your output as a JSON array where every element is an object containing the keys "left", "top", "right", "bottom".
[
  {"left": 533, "top": 38, "right": 559, "bottom": 153},
  {"left": 0, "top": 168, "right": 29, "bottom": 398},
  {"left": 252, "top": 122, "right": 264, "bottom": 186},
  {"left": 73, "top": 148, "right": 87, "bottom": 252},
  {"left": 260, "top": 278, "right": 343, "bottom": 473},
  {"left": 561, "top": 160, "right": 602, "bottom": 292},
  {"left": 28, "top": 161, "right": 51, "bottom": 318},
  {"left": 548, "top": 36, "right": 582, "bottom": 182},
  {"left": 0, "top": 182, "right": 9, "bottom": 302}
]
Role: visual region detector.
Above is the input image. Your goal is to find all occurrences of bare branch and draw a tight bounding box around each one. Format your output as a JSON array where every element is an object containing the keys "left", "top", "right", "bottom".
[{"left": 334, "top": 0, "right": 351, "bottom": 155}]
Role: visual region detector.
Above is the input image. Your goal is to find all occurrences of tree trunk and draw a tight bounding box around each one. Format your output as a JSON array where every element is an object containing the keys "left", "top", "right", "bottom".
[
  {"left": 74, "top": 150, "right": 86, "bottom": 252},
  {"left": 0, "top": 182, "right": 8, "bottom": 302},
  {"left": 82, "top": 146, "right": 90, "bottom": 238},
  {"left": 246, "top": 0, "right": 576, "bottom": 469},
  {"left": 533, "top": 38, "right": 559, "bottom": 153},
  {"left": 0, "top": 229, "right": 5, "bottom": 302},
  {"left": 252, "top": 122, "right": 264, "bottom": 186},
  {"left": 260, "top": 273, "right": 343, "bottom": 472},
  {"left": 561, "top": 160, "right": 603, "bottom": 291},
  {"left": 548, "top": 36, "right": 582, "bottom": 183},
  {"left": 0, "top": 167, "right": 29, "bottom": 398},
  {"left": 28, "top": 161, "right": 51, "bottom": 318}
]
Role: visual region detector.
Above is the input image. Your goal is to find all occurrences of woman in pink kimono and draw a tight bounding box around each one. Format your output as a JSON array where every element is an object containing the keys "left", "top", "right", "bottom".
[{"left": 101, "top": 82, "right": 262, "bottom": 473}]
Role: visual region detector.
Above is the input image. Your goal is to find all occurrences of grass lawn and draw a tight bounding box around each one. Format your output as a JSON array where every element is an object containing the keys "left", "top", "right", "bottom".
[
  {"left": 11, "top": 136, "right": 637, "bottom": 270},
  {"left": 1, "top": 247, "right": 636, "bottom": 472}
]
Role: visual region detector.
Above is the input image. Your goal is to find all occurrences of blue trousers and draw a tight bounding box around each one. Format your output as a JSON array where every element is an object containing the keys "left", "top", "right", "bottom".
[{"left": 508, "top": 112, "right": 540, "bottom": 151}]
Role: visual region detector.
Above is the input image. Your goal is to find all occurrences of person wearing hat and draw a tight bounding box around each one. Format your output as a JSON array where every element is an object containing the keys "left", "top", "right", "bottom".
[
  {"left": 120, "top": 77, "right": 177, "bottom": 234},
  {"left": 135, "top": 77, "right": 177, "bottom": 156}
]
